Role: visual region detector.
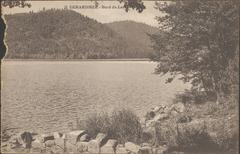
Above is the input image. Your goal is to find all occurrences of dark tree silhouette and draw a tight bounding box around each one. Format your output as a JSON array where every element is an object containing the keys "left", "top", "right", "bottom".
[{"left": 150, "top": 0, "right": 239, "bottom": 104}]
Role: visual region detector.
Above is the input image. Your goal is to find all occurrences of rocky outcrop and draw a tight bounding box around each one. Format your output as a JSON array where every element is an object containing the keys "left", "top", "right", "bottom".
[
  {"left": 2, "top": 129, "right": 172, "bottom": 154},
  {"left": 144, "top": 103, "right": 188, "bottom": 128}
]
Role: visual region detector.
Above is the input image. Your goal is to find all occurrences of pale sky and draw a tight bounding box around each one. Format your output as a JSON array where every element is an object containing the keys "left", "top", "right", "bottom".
[{"left": 2, "top": 1, "right": 165, "bottom": 27}]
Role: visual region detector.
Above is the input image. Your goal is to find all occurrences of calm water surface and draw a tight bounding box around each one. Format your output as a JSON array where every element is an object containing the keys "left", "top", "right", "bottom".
[{"left": 1, "top": 61, "right": 189, "bottom": 133}]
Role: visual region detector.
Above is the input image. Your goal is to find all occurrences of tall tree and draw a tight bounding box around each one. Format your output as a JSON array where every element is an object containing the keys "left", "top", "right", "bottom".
[{"left": 150, "top": 1, "right": 239, "bottom": 104}]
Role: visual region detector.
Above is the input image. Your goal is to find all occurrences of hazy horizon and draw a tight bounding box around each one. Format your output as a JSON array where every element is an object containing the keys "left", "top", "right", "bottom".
[{"left": 2, "top": 1, "right": 166, "bottom": 27}]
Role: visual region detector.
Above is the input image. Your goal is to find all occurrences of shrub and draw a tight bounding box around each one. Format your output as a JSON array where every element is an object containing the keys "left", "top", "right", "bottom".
[
  {"left": 206, "top": 116, "right": 239, "bottom": 153},
  {"left": 155, "top": 113, "right": 238, "bottom": 153},
  {"left": 78, "top": 112, "right": 111, "bottom": 138},
  {"left": 109, "top": 109, "right": 142, "bottom": 144},
  {"left": 155, "top": 119, "right": 179, "bottom": 147},
  {"left": 155, "top": 120, "right": 218, "bottom": 152},
  {"left": 176, "top": 122, "right": 217, "bottom": 151},
  {"left": 173, "top": 89, "right": 216, "bottom": 105},
  {"left": 79, "top": 109, "right": 142, "bottom": 144}
]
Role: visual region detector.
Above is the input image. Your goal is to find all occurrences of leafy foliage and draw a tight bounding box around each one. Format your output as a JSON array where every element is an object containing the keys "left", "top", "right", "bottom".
[
  {"left": 150, "top": 1, "right": 239, "bottom": 102},
  {"left": 120, "top": 0, "right": 145, "bottom": 13}
]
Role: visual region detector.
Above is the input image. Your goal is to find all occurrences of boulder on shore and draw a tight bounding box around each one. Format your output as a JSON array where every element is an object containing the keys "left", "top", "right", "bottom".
[
  {"left": 41, "top": 133, "right": 54, "bottom": 143},
  {"left": 125, "top": 142, "right": 141, "bottom": 153},
  {"left": 53, "top": 132, "right": 63, "bottom": 139},
  {"left": 76, "top": 141, "right": 89, "bottom": 153},
  {"left": 79, "top": 134, "right": 90, "bottom": 142},
  {"left": 171, "top": 103, "right": 185, "bottom": 114},
  {"left": 95, "top": 133, "right": 108, "bottom": 146},
  {"left": 116, "top": 144, "right": 129, "bottom": 154},
  {"left": 44, "top": 140, "right": 55, "bottom": 147},
  {"left": 9, "top": 132, "right": 33, "bottom": 149},
  {"left": 140, "top": 146, "right": 153, "bottom": 154},
  {"left": 66, "top": 130, "right": 86, "bottom": 144},
  {"left": 88, "top": 139, "right": 100, "bottom": 154},
  {"left": 101, "top": 139, "right": 118, "bottom": 153}
]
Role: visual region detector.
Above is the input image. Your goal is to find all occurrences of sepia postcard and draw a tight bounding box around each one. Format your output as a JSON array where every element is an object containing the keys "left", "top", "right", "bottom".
[{"left": 0, "top": 0, "right": 239, "bottom": 154}]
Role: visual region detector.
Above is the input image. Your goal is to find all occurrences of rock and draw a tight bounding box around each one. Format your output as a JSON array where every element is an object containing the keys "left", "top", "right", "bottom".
[
  {"left": 152, "top": 146, "right": 168, "bottom": 154},
  {"left": 9, "top": 132, "right": 33, "bottom": 149},
  {"left": 145, "top": 119, "right": 155, "bottom": 128},
  {"left": 53, "top": 132, "right": 62, "bottom": 139},
  {"left": 45, "top": 140, "right": 55, "bottom": 147},
  {"left": 88, "top": 140, "right": 100, "bottom": 154},
  {"left": 76, "top": 142, "right": 89, "bottom": 153},
  {"left": 65, "top": 141, "right": 78, "bottom": 153},
  {"left": 162, "top": 106, "right": 171, "bottom": 114},
  {"left": 149, "top": 111, "right": 156, "bottom": 119},
  {"left": 1, "top": 142, "right": 8, "bottom": 147},
  {"left": 125, "top": 142, "right": 141, "bottom": 153},
  {"left": 101, "top": 139, "right": 118, "bottom": 153},
  {"left": 49, "top": 145, "right": 64, "bottom": 154},
  {"left": 170, "top": 110, "right": 179, "bottom": 116},
  {"left": 31, "top": 139, "right": 45, "bottom": 152},
  {"left": 116, "top": 145, "right": 129, "bottom": 154},
  {"left": 153, "top": 113, "right": 169, "bottom": 121},
  {"left": 152, "top": 106, "right": 160, "bottom": 113},
  {"left": 62, "top": 133, "right": 66, "bottom": 139},
  {"left": 55, "top": 137, "right": 65, "bottom": 149},
  {"left": 160, "top": 105, "right": 167, "bottom": 112},
  {"left": 141, "top": 143, "right": 152, "bottom": 147},
  {"left": 30, "top": 146, "right": 45, "bottom": 153},
  {"left": 95, "top": 133, "right": 108, "bottom": 146},
  {"left": 8, "top": 138, "right": 19, "bottom": 149},
  {"left": 80, "top": 134, "right": 90, "bottom": 142},
  {"left": 79, "top": 133, "right": 107, "bottom": 153},
  {"left": 41, "top": 133, "right": 54, "bottom": 143},
  {"left": 67, "top": 130, "right": 86, "bottom": 144},
  {"left": 177, "top": 115, "right": 192, "bottom": 123},
  {"left": 171, "top": 103, "right": 185, "bottom": 113},
  {"left": 171, "top": 152, "right": 185, "bottom": 154},
  {"left": 12, "top": 147, "right": 30, "bottom": 153},
  {"left": 104, "top": 139, "right": 118, "bottom": 147},
  {"left": 21, "top": 132, "right": 33, "bottom": 148},
  {"left": 55, "top": 137, "right": 77, "bottom": 153},
  {"left": 140, "top": 146, "right": 153, "bottom": 154},
  {"left": 117, "top": 144, "right": 124, "bottom": 148}
]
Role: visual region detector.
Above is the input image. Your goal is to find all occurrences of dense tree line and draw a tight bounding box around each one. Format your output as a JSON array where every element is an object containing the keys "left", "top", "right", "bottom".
[
  {"left": 1, "top": 0, "right": 147, "bottom": 59},
  {"left": 5, "top": 9, "right": 132, "bottom": 59},
  {"left": 150, "top": 1, "right": 239, "bottom": 104}
]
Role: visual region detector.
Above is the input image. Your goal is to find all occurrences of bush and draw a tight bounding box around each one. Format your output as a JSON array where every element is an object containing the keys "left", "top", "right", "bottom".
[
  {"left": 176, "top": 122, "right": 217, "bottom": 152},
  {"left": 79, "top": 112, "right": 111, "bottom": 138},
  {"left": 155, "top": 113, "right": 238, "bottom": 153},
  {"left": 109, "top": 109, "right": 142, "bottom": 144},
  {"left": 79, "top": 109, "right": 142, "bottom": 144},
  {"left": 155, "top": 120, "right": 218, "bottom": 152},
  {"left": 173, "top": 89, "right": 216, "bottom": 105}
]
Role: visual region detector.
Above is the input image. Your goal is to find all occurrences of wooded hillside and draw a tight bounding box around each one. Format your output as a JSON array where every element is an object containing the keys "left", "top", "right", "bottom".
[{"left": 4, "top": 9, "right": 158, "bottom": 59}]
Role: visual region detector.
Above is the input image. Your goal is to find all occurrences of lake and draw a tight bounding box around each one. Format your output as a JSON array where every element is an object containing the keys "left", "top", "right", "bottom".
[{"left": 1, "top": 60, "right": 189, "bottom": 134}]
